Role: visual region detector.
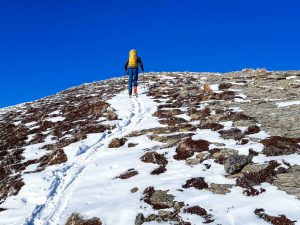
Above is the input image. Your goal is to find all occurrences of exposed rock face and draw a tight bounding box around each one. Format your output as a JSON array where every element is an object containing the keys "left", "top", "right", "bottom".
[{"left": 224, "top": 154, "right": 253, "bottom": 175}]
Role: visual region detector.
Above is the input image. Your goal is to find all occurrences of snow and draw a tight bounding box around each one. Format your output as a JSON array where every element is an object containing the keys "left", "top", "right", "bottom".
[
  {"left": 26, "top": 121, "right": 38, "bottom": 127},
  {"left": 286, "top": 75, "right": 298, "bottom": 79},
  {"left": 175, "top": 113, "right": 191, "bottom": 121},
  {"left": 22, "top": 135, "right": 56, "bottom": 161},
  {"left": 210, "top": 84, "right": 219, "bottom": 91},
  {"left": 46, "top": 116, "right": 65, "bottom": 122},
  {"left": 276, "top": 100, "right": 300, "bottom": 107},
  {"left": 49, "top": 110, "right": 60, "bottom": 115}
]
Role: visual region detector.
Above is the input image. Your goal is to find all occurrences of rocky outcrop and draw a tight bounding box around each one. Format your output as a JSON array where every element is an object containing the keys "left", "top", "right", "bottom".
[{"left": 65, "top": 213, "right": 102, "bottom": 225}]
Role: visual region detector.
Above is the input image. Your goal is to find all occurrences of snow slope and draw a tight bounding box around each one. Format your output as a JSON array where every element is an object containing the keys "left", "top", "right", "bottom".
[{"left": 1, "top": 72, "right": 300, "bottom": 225}]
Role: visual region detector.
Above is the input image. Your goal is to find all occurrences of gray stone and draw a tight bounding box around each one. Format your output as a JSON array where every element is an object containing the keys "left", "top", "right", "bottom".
[
  {"left": 208, "top": 183, "right": 233, "bottom": 194},
  {"left": 224, "top": 154, "right": 253, "bottom": 175},
  {"left": 135, "top": 213, "right": 145, "bottom": 225},
  {"left": 212, "top": 148, "right": 239, "bottom": 163},
  {"left": 150, "top": 190, "right": 175, "bottom": 209},
  {"left": 273, "top": 166, "right": 300, "bottom": 200},
  {"left": 186, "top": 152, "right": 209, "bottom": 166},
  {"left": 241, "top": 163, "right": 269, "bottom": 173},
  {"left": 131, "top": 187, "right": 139, "bottom": 193}
]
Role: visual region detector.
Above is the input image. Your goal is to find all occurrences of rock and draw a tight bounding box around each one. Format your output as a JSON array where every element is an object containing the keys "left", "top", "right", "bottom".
[
  {"left": 219, "top": 83, "right": 233, "bottom": 90},
  {"left": 224, "top": 154, "right": 253, "bottom": 175},
  {"left": 108, "top": 137, "right": 127, "bottom": 148},
  {"left": 140, "top": 152, "right": 168, "bottom": 166},
  {"left": 153, "top": 109, "right": 183, "bottom": 118},
  {"left": 183, "top": 206, "right": 215, "bottom": 224},
  {"left": 151, "top": 166, "right": 167, "bottom": 175},
  {"left": 212, "top": 148, "right": 238, "bottom": 164},
  {"left": 131, "top": 187, "right": 139, "bottom": 193},
  {"left": 65, "top": 213, "right": 102, "bottom": 225},
  {"left": 273, "top": 166, "right": 300, "bottom": 200},
  {"left": 208, "top": 183, "right": 233, "bottom": 194},
  {"left": 199, "top": 122, "right": 224, "bottom": 131},
  {"left": 218, "top": 128, "right": 245, "bottom": 140},
  {"left": 145, "top": 214, "right": 158, "bottom": 221},
  {"left": 211, "top": 142, "right": 226, "bottom": 147},
  {"left": 128, "top": 143, "right": 138, "bottom": 148},
  {"left": 254, "top": 208, "right": 296, "bottom": 225},
  {"left": 150, "top": 190, "right": 175, "bottom": 209},
  {"left": 173, "top": 137, "right": 209, "bottom": 160},
  {"left": 244, "top": 125, "right": 260, "bottom": 135},
  {"left": 236, "top": 160, "right": 279, "bottom": 188},
  {"left": 182, "top": 177, "right": 208, "bottom": 190},
  {"left": 261, "top": 136, "right": 300, "bottom": 156},
  {"left": 158, "top": 210, "right": 173, "bottom": 217},
  {"left": 241, "top": 163, "right": 269, "bottom": 173},
  {"left": 186, "top": 152, "right": 209, "bottom": 166},
  {"left": 117, "top": 169, "right": 138, "bottom": 179},
  {"left": 150, "top": 133, "right": 193, "bottom": 144},
  {"left": 135, "top": 213, "right": 145, "bottom": 225},
  {"left": 142, "top": 187, "right": 175, "bottom": 209},
  {"left": 173, "top": 201, "right": 185, "bottom": 211}
]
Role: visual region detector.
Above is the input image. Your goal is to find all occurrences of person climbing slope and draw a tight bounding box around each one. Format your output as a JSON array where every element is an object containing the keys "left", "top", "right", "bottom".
[{"left": 124, "top": 49, "right": 144, "bottom": 97}]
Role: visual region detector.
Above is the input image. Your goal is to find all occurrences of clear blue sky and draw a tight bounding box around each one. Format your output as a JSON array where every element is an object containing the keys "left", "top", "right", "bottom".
[{"left": 0, "top": 0, "right": 299, "bottom": 108}]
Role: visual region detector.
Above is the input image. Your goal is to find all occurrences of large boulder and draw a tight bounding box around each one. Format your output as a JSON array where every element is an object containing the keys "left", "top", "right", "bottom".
[{"left": 224, "top": 154, "right": 253, "bottom": 175}]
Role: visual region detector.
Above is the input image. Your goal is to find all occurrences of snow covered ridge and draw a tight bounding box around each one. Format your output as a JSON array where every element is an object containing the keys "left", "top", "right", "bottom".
[{"left": 0, "top": 71, "right": 300, "bottom": 225}]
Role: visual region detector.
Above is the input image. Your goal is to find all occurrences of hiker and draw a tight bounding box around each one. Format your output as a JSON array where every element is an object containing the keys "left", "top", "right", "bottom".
[{"left": 124, "top": 49, "right": 144, "bottom": 97}]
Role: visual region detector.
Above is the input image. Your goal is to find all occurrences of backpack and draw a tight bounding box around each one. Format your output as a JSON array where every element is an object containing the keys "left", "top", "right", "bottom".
[{"left": 128, "top": 49, "right": 138, "bottom": 68}]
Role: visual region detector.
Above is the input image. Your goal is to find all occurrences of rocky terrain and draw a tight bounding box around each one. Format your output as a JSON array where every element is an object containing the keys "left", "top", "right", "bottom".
[{"left": 0, "top": 69, "right": 300, "bottom": 225}]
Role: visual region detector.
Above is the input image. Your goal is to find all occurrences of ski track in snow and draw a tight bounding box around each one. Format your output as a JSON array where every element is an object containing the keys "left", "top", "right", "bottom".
[{"left": 24, "top": 91, "right": 144, "bottom": 225}]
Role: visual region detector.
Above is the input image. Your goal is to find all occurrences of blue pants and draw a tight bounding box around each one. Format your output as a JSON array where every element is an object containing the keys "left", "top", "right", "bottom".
[{"left": 127, "top": 68, "right": 138, "bottom": 94}]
